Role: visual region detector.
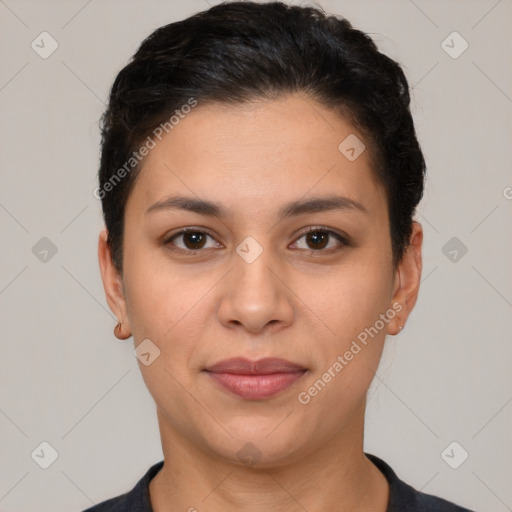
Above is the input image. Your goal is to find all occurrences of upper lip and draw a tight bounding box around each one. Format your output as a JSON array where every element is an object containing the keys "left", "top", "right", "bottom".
[{"left": 204, "top": 357, "right": 306, "bottom": 375}]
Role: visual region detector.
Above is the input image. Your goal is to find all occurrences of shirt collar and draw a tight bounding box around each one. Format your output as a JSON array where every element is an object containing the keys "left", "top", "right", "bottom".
[{"left": 112, "top": 452, "right": 424, "bottom": 512}]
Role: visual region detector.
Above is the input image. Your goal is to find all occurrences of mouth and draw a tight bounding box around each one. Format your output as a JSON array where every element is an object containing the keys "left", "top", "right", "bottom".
[{"left": 203, "top": 357, "right": 308, "bottom": 400}]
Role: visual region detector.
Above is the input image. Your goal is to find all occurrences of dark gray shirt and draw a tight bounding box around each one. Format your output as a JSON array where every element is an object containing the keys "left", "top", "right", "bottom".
[{"left": 81, "top": 453, "right": 476, "bottom": 511}]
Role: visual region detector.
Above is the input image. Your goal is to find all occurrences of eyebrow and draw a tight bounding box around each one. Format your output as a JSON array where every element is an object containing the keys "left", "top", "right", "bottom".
[{"left": 145, "top": 194, "right": 367, "bottom": 219}]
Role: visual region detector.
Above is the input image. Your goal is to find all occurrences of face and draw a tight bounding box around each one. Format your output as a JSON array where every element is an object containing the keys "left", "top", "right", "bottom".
[{"left": 99, "top": 93, "right": 422, "bottom": 467}]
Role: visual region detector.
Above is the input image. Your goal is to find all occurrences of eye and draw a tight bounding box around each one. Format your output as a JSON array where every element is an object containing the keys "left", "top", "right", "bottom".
[
  {"left": 290, "top": 227, "right": 348, "bottom": 254},
  {"left": 163, "top": 226, "right": 349, "bottom": 257},
  {"left": 164, "top": 228, "right": 221, "bottom": 255}
]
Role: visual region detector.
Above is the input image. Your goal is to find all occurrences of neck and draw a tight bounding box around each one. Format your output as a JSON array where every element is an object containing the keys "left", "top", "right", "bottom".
[{"left": 149, "top": 404, "right": 389, "bottom": 512}]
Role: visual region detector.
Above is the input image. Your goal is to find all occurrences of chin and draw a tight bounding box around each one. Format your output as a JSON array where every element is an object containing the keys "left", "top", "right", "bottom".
[{"left": 198, "top": 419, "right": 310, "bottom": 468}]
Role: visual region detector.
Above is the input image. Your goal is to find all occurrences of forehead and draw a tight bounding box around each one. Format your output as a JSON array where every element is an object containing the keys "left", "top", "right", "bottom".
[{"left": 126, "top": 94, "right": 386, "bottom": 220}]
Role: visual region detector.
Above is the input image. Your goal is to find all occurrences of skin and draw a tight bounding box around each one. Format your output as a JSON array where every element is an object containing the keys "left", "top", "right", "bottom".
[{"left": 98, "top": 93, "right": 423, "bottom": 512}]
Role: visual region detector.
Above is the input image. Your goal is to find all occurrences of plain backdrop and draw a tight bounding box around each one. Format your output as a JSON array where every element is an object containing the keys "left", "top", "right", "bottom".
[{"left": 0, "top": 1, "right": 511, "bottom": 511}]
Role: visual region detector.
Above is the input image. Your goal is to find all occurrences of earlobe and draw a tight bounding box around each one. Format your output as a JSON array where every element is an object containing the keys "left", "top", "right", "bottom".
[
  {"left": 387, "top": 282, "right": 406, "bottom": 335},
  {"left": 387, "top": 222, "right": 423, "bottom": 336},
  {"left": 98, "top": 228, "right": 131, "bottom": 335}
]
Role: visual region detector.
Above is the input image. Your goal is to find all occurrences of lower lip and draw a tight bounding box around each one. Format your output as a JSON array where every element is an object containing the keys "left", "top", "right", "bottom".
[{"left": 205, "top": 371, "right": 307, "bottom": 400}]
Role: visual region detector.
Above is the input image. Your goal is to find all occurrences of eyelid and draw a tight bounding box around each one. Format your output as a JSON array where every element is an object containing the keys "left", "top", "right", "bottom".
[{"left": 294, "top": 225, "right": 349, "bottom": 242}]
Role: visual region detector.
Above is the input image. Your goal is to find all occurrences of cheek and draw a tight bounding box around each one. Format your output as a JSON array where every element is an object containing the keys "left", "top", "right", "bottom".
[
  {"left": 125, "top": 270, "right": 208, "bottom": 410},
  {"left": 302, "top": 261, "right": 392, "bottom": 343},
  {"left": 123, "top": 255, "right": 205, "bottom": 348},
  {"left": 123, "top": 236, "right": 182, "bottom": 315},
  {"left": 297, "top": 253, "right": 393, "bottom": 402},
  {"left": 295, "top": 269, "right": 390, "bottom": 422}
]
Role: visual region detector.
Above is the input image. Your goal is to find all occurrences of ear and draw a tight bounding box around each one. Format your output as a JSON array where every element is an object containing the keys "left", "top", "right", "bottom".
[
  {"left": 387, "top": 221, "right": 423, "bottom": 335},
  {"left": 98, "top": 228, "right": 131, "bottom": 332}
]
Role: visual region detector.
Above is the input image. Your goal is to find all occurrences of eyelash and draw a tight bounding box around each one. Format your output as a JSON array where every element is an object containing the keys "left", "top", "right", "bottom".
[{"left": 163, "top": 226, "right": 349, "bottom": 257}]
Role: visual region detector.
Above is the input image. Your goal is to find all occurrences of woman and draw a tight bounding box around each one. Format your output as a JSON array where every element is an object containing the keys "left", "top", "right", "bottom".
[{"left": 89, "top": 1, "right": 476, "bottom": 510}]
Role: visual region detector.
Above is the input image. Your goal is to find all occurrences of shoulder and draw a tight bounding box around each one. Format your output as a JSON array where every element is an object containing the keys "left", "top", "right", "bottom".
[
  {"left": 365, "top": 453, "right": 477, "bottom": 512},
  {"left": 79, "top": 461, "right": 164, "bottom": 512}
]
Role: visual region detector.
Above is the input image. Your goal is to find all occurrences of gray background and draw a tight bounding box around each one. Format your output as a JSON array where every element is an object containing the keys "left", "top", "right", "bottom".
[{"left": 0, "top": 0, "right": 511, "bottom": 511}]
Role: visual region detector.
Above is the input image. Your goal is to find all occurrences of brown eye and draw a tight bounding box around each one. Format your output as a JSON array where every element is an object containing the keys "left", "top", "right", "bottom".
[
  {"left": 165, "top": 229, "right": 220, "bottom": 254},
  {"left": 305, "top": 231, "right": 329, "bottom": 250},
  {"left": 181, "top": 231, "right": 207, "bottom": 250},
  {"left": 291, "top": 228, "right": 348, "bottom": 254}
]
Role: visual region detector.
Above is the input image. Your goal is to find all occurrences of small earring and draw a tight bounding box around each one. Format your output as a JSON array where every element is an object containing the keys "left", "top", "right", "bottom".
[
  {"left": 114, "top": 321, "right": 131, "bottom": 340},
  {"left": 399, "top": 325, "right": 403, "bottom": 331}
]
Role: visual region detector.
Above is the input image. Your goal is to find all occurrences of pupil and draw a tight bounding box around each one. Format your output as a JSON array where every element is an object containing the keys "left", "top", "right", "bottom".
[
  {"left": 185, "top": 232, "right": 205, "bottom": 249},
  {"left": 307, "top": 231, "right": 328, "bottom": 249}
]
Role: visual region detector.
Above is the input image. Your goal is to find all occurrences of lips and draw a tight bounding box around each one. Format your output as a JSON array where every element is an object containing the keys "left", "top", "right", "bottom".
[
  {"left": 203, "top": 357, "right": 307, "bottom": 400},
  {"left": 204, "top": 357, "right": 306, "bottom": 375}
]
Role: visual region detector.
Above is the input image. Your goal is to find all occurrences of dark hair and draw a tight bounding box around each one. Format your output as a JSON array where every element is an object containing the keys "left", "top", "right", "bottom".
[{"left": 98, "top": 0, "right": 425, "bottom": 274}]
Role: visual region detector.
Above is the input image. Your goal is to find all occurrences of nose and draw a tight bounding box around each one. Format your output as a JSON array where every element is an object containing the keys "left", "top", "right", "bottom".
[{"left": 217, "top": 241, "right": 294, "bottom": 334}]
